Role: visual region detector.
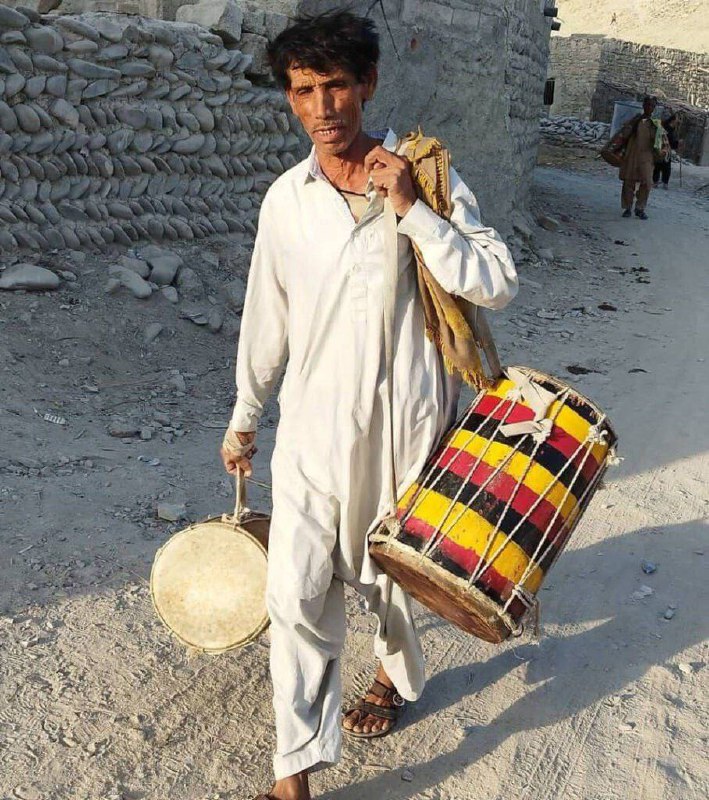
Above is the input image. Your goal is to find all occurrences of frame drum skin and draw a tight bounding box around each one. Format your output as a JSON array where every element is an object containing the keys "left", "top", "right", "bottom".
[{"left": 151, "top": 513, "right": 270, "bottom": 654}]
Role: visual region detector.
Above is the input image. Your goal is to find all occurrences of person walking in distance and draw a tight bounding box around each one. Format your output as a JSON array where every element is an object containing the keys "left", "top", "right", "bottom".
[
  {"left": 653, "top": 113, "right": 681, "bottom": 190},
  {"left": 619, "top": 96, "right": 666, "bottom": 220},
  {"left": 220, "top": 11, "right": 517, "bottom": 800}
]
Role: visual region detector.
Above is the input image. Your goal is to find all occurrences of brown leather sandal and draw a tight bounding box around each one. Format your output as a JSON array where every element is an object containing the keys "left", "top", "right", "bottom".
[{"left": 342, "top": 678, "right": 405, "bottom": 739}]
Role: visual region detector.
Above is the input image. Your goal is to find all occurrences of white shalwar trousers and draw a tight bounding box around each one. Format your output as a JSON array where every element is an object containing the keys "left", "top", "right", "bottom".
[
  {"left": 265, "top": 396, "right": 435, "bottom": 780},
  {"left": 267, "top": 558, "right": 423, "bottom": 779}
]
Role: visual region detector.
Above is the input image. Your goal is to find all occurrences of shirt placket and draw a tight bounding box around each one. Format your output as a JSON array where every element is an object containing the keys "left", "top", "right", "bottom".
[{"left": 348, "top": 228, "right": 369, "bottom": 321}]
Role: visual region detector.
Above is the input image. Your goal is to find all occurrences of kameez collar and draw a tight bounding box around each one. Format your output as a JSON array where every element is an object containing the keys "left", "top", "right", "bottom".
[{"left": 304, "top": 128, "right": 398, "bottom": 184}]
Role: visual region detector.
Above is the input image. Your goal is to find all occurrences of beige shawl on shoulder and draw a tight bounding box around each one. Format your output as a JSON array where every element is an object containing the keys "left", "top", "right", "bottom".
[{"left": 398, "top": 129, "right": 501, "bottom": 390}]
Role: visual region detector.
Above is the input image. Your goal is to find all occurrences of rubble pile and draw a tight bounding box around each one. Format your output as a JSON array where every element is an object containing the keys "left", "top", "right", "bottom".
[
  {"left": 0, "top": 4, "right": 300, "bottom": 254},
  {"left": 540, "top": 115, "right": 611, "bottom": 148}
]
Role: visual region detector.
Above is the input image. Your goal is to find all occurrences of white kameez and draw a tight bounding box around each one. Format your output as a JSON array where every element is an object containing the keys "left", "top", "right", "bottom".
[{"left": 229, "top": 130, "right": 518, "bottom": 779}]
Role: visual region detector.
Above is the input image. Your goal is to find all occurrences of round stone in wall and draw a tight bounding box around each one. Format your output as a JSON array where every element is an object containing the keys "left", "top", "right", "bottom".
[
  {"left": 25, "top": 26, "right": 64, "bottom": 54},
  {"left": 0, "top": 7, "right": 30, "bottom": 30}
]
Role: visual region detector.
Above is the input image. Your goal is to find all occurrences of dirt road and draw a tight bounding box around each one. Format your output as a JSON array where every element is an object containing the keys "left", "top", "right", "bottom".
[{"left": 1, "top": 155, "right": 707, "bottom": 800}]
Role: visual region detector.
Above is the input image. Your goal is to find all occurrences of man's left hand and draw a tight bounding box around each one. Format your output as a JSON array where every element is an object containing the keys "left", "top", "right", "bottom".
[{"left": 364, "top": 146, "right": 417, "bottom": 217}]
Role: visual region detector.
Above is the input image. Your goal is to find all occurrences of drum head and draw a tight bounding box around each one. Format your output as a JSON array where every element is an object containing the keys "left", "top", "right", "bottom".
[{"left": 151, "top": 517, "right": 269, "bottom": 654}]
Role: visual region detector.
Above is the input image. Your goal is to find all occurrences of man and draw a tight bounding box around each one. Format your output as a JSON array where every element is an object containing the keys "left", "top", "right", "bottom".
[
  {"left": 220, "top": 12, "right": 517, "bottom": 800},
  {"left": 618, "top": 95, "right": 665, "bottom": 220},
  {"left": 653, "top": 112, "right": 681, "bottom": 190}
]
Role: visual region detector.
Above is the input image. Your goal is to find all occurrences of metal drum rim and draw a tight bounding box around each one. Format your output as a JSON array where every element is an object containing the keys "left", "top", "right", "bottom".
[{"left": 150, "top": 518, "right": 270, "bottom": 655}]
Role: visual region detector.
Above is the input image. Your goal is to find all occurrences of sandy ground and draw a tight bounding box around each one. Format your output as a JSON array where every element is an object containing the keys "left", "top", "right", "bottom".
[
  {"left": 555, "top": 0, "right": 709, "bottom": 53},
  {"left": 1, "top": 149, "right": 708, "bottom": 800}
]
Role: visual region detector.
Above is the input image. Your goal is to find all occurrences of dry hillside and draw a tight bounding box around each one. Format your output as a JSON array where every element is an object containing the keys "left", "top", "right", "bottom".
[{"left": 555, "top": 0, "right": 709, "bottom": 54}]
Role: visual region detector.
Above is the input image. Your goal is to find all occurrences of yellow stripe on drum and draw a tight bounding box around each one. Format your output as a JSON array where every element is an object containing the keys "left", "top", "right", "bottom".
[
  {"left": 408, "top": 489, "right": 545, "bottom": 591},
  {"left": 400, "top": 482, "right": 421, "bottom": 510},
  {"left": 448, "top": 430, "right": 581, "bottom": 520},
  {"left": 486, "top": 380, "right": 608, "bottom": 465}
]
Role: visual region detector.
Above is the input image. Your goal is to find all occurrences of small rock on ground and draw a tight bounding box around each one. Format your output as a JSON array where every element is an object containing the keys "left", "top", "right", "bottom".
[
  {"left": 207, "top": 308, "right": 223, "bottom": 333},
  {"left": 157, "top": 502, "right": 186, "bottom": 522},
  {"left": 161, "top": 286, "right": 179, "bottom": 303},
  {"left": 537, "top": 215, "right": 560, "bottom": 232},
  {"left": 148, "top": 254, "right": 182, "bottom": 286},
  {"left": 108, "top": 420, "right": 140, "bottom": 438},
  {"left": 143, "top": 323, "right": 163, "bottom": 344},
  {"left": 0, "top": 264, "right": 60, "bottom": 291},
  {"left": 120, "top": 257, "right": 150, "bottom": 279}
]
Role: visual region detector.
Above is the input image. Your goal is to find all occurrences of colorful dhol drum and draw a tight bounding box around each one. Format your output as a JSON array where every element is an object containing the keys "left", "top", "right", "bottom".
[{"left": 370, "top": 366, "right": 618, "bottom": 643}]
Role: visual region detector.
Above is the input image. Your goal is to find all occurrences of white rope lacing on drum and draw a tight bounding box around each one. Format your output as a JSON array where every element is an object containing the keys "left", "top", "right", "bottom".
[
  {"left": 407, "top": 390, "right": 523, "bottom": 562},
  {"left": 398, "top": 388, "right": 492, "bottom": 531},
  {"left": 466, "top": 389, "right": 570, "bottom": 587},
  {"left": 471, "top": 404, "right": 593, "bottom": 594},
  {"left": 419, "top": 442, "right": 522, "bottom": 563},
  {"left": 502, "top": 418, "right": 609, "bottom": 618}
]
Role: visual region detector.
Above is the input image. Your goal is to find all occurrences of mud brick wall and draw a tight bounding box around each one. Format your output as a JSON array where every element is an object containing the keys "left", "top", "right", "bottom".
[
  {"left": 0, "top": 6, "right": 299, "bottom": 253},
  {"left": 549, "top": 35, "right": 709, "bottom": 120}
]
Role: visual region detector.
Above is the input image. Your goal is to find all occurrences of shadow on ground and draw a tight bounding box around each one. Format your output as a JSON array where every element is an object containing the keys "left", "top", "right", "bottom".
[{"left": 323, "top": 518, "right": 707, "bottom": 798}]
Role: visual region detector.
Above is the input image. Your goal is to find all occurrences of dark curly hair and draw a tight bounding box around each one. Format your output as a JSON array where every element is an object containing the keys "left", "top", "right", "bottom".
[{"left": 267, "top": 11, "right": 380, "bottom": 90}]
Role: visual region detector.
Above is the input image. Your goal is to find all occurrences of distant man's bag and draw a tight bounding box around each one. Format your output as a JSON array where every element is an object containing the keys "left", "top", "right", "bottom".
[
  {"left": 600, "top": 144, "right": 624, "bottom": 168},
  {"left": 601, "top": 114, "right": 669, "bottom": 168}
]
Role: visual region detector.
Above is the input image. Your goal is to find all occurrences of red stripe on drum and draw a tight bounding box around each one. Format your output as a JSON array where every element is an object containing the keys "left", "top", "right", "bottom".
[
  {"left": 470, "top": 394, "right": 601, "bottom": 483},
  {"left": 474, "top": 393, "right": 531, "bottom": 422},
  {"left": 438, "top": 446, "right": 570, "bottom": 548}
]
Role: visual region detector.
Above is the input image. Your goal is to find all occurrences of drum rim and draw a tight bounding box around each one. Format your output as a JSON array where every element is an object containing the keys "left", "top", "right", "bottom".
[
  {"left": 150, "top": 518, "right": 270, "bottom": 655},
  {"left": 369, "top": 531, "right": 521, "bottom": 640}
]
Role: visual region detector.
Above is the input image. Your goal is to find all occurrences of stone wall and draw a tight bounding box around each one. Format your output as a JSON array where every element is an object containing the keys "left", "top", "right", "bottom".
[
  {"left": 0, "top": 0, "right": 553, "bottom": 254},
  {"left": 550, "top": 35, "right": 709, "bottom": 118},
  {"left": 548, "top": 34, "right": 709, "bottom": 162},
  {"left": 540, "top": 115, "right": 610, "bottom": 149},
  {"left": 546, "top": 35, "right": 602, "bottom": 122},
  {"left": 0, "top": 5, "right": 300, "bottom": 253}
]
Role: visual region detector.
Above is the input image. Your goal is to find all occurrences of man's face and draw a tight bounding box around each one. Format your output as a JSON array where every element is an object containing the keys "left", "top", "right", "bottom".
[
  {"left": 285, "top": 65, "right": 377, "bottom": 157},
  {"left": 643, "top": 99, "right": 656, "bottom": 117}
]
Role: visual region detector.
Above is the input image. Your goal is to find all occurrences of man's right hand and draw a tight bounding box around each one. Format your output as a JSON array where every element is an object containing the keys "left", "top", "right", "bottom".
[{"left": 221, "top": 429, "right": 257, "bottom": 477}]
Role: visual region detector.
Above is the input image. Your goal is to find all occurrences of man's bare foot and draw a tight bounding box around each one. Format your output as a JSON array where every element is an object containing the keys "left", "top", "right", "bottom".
[
  {"left": 342, "top": 664, "right": 404, "bottom": 737},
  {"left": 259, "top": 769, "right": 310, "bottom": 800}
]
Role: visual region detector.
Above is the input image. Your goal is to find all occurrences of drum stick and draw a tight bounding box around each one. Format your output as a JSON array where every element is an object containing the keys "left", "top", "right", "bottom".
[{"left": 234, "top": 468, "right": 246, "bottom": 521}]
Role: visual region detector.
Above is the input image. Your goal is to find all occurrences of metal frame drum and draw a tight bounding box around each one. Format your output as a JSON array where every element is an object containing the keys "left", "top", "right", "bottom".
[{"left": 151, "top": 475, "right": 270, "bottom": 654}]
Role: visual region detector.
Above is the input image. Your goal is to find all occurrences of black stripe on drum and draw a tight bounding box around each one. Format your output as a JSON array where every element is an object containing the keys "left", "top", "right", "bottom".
[
  {"left": 398, "top": 529, "right": 476, "bottom": 582},
  {"left": 424, "top": 466, "right": 563, "bottom": 569},
  {"left": 397, "top": 529, "right": 428, "bottom": 555},
  {"left": 457, "top": 413, "right": 592, "bottom": 495},
  {"left": 399, "top": 531, "right": 507, "bottom": 606}
]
